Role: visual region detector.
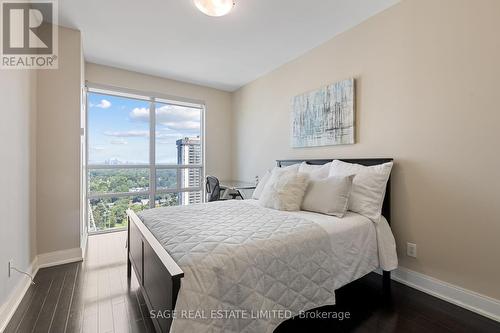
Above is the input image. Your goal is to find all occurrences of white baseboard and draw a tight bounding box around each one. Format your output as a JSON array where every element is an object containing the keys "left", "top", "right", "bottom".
[
  {"left": 81, "top": 232, "right": 88, "bottom": 260},
  {"left": 0, "top": 258, "right": 39, "bottom": 333},
  {"left": 0, "top": 247, "right": 83, "bottom": 332},
  {"left": 37, "top": 247, "right": 83, "bottom": 269},
  {"left": 387, "top": 267, "right": 500, "bottom": 323}
]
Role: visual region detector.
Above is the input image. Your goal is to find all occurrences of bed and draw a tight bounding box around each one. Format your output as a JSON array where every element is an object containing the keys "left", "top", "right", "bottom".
[{"left": 126, "top": 158, "right": 396, "bottom": 333}]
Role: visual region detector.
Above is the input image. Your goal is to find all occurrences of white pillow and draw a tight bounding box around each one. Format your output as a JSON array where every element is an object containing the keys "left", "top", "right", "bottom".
[
  {"left": 252, "top": 164, "right": 299, "bottom": 200},
  {"left": 301, "top": 175, "right": 354, "bottom": 217},
  {"left": 298, "top": 162, "right": 332, "bottom": 179},
  {"left": 252, "top": 170, "right": 271, "bottom": 199},
  {"left": 259, "top": 168, "right": 309, "bottom": 211},
  {"left": 329, "top": 160, "right": 393, "bottom": 222}
]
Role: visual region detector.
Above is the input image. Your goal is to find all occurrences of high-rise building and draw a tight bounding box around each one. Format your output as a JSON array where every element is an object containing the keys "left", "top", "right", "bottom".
[{"left": 176, "top": 137, "right": 202, "bottom": 205}]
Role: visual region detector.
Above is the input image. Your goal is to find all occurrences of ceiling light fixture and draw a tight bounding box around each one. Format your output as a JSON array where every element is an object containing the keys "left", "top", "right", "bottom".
[{"left": 193, "top": 0, "right": 235, "bottom": 17}]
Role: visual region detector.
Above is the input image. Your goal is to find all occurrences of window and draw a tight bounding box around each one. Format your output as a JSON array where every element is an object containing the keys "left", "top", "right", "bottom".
[{"left": 86, "top": 86, "right": 204, "bottom": 233}]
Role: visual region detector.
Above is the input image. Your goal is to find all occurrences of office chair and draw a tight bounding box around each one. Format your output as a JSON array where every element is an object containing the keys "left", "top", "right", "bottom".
[{"left": 206, "top": 176, "right": 224, "bottom": 202}]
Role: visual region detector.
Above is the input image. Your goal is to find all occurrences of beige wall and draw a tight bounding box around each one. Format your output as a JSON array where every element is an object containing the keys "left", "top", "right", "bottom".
[
  {"left": 232, "top": 0, "right": 500, "bottom": 300},
  {"left": 0, "top": 70, "right": 37, "bottom": 306},
  {"left": 85, "top": 63, "right": 233, "bottom": 179},
  {"left": 37, "top": 27, "right": 84, "bottom": 254}
]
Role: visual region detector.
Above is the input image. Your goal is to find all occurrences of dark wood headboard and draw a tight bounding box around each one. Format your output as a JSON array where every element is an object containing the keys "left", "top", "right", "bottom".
[{"left": 276, "top": 158, "right": 393, "bottom": 224}]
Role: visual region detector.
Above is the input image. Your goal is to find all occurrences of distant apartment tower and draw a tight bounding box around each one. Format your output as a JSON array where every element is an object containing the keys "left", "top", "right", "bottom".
[{"left": 176, "top": 137, "right": 202, "bottom": 205}]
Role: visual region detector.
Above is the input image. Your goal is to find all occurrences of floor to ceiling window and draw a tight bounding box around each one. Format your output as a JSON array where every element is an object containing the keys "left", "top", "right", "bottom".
[{"left": 86, "top": 86, "right": 204, "bottom": 233}]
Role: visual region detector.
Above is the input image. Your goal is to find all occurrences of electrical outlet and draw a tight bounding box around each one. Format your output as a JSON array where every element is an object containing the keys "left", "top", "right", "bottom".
[
  {"left": 8, "top": 259, "right": 14, "bottom": 277},
  {"left": 407, "top": 243, "right": 417, "bottom": 258}
]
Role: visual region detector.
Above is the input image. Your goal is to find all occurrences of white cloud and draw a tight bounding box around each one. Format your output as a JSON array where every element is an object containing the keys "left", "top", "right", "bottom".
[
  {"left": 91, "top": 146, "right": 105, "bottom": 151},
  {"left": 161, "top": 121, "right": 200, "bottom": 131},
  {"left": 129, "top": 107, "right": 149, "bottom": 121},
  {"left": 110, "top": 139, "right": 128, "bottom": 145},
  {"left": 104, "top": 130, "right": 149, "bottom": 137},
  {"left": 156, "top": 132, "right": 176, "bottom": 139},
  {"left": 95, "top": 99, "right": 112, "bottom": 109},
  {"left": 155, "top": 132, "right": 192, "bottom": 144},
  {"left": 130, "top": 105, "right": 200, "bottom": 131},
  {"left": 155, "top": 136, "right": 178, "bottom": 144}
]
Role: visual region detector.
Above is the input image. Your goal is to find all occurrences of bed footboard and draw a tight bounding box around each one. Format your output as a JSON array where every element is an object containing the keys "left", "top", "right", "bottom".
[{"left": 127, "top": 209, "right": 184, "bottom": 333}]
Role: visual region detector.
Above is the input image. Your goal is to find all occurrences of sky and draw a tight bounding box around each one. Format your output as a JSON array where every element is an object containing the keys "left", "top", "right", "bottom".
[{"left": 88, "top": 92, "right": 201, "bottom": 164}]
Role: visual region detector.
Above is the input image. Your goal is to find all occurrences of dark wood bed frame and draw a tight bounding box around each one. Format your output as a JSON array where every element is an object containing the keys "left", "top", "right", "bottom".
[{"left": 127, "top": 158, "right": 393, "bottom": 332}]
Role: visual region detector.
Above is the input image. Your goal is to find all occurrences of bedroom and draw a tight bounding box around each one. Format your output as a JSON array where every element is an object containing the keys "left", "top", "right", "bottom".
[{"left": 1, "top": 0, "right": 499, "bottom": 332}]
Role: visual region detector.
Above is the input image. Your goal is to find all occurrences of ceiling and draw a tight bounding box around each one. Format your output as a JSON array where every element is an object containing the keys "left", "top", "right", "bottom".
[{"left": 59, "top": 0, "right": 399, "bottom": 91}]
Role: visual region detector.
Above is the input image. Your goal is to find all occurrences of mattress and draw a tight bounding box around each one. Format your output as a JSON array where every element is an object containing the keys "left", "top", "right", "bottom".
[{"left": 138, "top": 199, "right": 397, "bottom": 333}]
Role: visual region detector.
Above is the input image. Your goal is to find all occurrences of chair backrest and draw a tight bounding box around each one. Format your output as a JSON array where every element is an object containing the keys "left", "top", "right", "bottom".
[{"left": 205, "top": 176, "right": 221, "bottom": 202}]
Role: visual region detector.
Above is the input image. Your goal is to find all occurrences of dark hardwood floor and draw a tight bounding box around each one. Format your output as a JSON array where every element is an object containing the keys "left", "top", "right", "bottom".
[
  {"left": 5, "top": 231, "right": 500, "bottom": 333},
  {"left": 4, "top": 232, "right": 155, "bottom": 333}
]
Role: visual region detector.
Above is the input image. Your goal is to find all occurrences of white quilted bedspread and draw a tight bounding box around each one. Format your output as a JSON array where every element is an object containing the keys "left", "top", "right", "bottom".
[{"left": 138, "top": 200, "right": 338, "bottom": 333}]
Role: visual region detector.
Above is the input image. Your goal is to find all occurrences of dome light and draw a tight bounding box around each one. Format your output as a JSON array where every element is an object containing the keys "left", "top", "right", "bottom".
[{"left": 194, "top": 0, "right": 235, "bottom": 17}]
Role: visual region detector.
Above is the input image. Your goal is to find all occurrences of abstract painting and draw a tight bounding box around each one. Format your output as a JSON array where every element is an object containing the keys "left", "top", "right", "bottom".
[{"left": 291, "top": 78, "right": 355, "bottom": 147}]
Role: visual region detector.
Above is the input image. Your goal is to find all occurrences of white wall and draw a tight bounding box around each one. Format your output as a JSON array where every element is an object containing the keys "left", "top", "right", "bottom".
[
  {"left": 0, "top": 70, "right": 37, "bottom": 311},
  {"left": 1, "top": 28, "right": 84, "bottom": 325},
  {"left": 232, "top": 0, "right": 500, "bottom": 300},
  {"left": 36, "top": 27, "right": 84, "bottom": 255},
  {"left": 85, "top": 63, "right": 233, "bottom": 180}
]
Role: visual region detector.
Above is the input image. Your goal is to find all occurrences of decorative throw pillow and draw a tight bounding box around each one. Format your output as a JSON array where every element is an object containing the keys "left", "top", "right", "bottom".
[
  {"left": 252, "top": 170, "right": 271, "bottom": 199},
  {"left": 301, "top": 175, "right": 355, "bottom": 217},
  {"left": 259, "top": 168, "right": 309, "bottom": 211},
  {"left": 252, "top": 164, "right": 300, "bottom": 200},
  {"left": 329, "top": 160, "right": 393, "bottom": 222},
  {"left": 298, "top": 162, "right": 332, "bottom": 179}
]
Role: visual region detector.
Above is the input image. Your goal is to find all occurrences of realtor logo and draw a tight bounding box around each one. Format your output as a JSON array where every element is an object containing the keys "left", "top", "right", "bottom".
[{"left": 1, "top": 0, "right": 58, "bottom": 69}]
